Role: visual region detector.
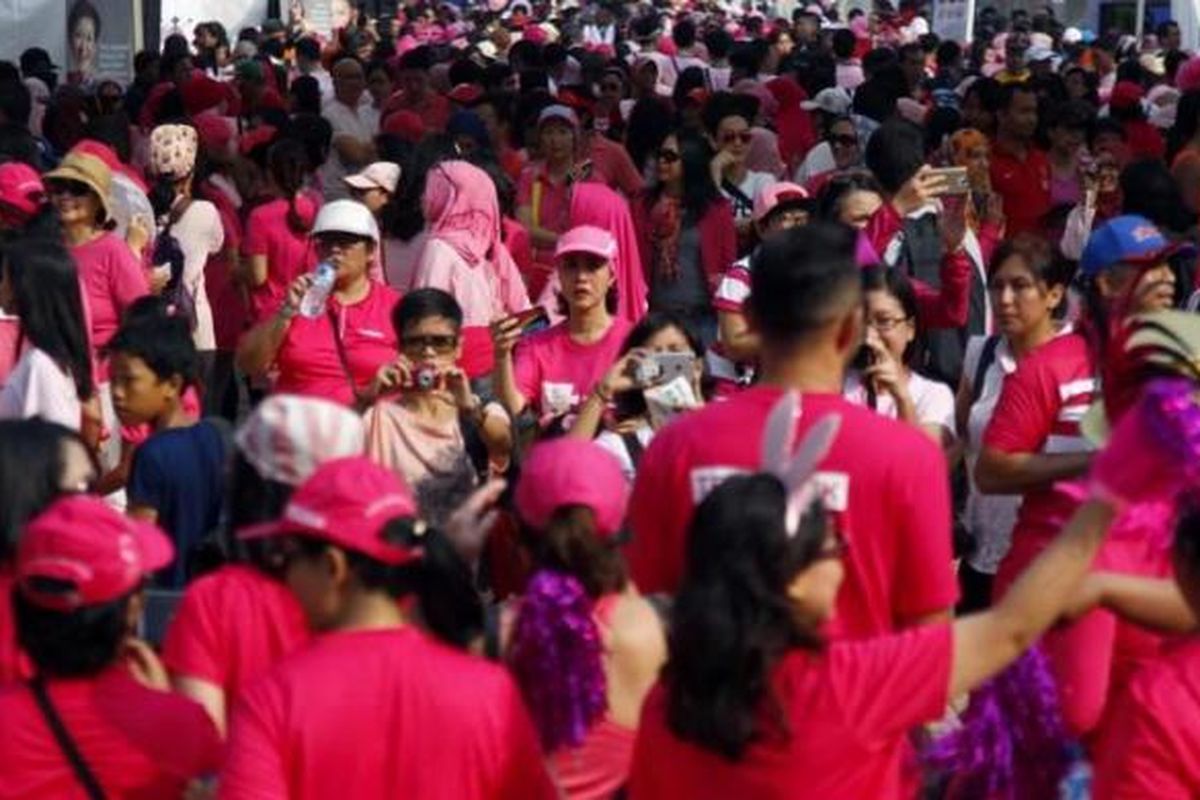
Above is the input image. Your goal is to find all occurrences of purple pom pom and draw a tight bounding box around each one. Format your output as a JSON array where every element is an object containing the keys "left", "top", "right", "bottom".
[
  {"left": 508, "top": 570, "right": 608, "bottom": 752},
  {"left": 1143, "top": 378, "right": 1200, "bottom": 484},
  {"left": 923, "top": 648, "right": 1077, "bottom": 799}
]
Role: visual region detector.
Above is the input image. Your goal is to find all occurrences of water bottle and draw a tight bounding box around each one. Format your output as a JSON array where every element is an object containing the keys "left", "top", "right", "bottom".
[{"left": 298, "top": 262, "right": 336, "bottom": 319}]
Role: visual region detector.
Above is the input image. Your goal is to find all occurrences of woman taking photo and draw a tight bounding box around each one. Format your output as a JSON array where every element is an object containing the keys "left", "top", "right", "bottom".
[
  {"left": 241, "top": 138, "right": 318, "bottom": 325},
  {"left": 493, "top": 225, "right": 630, "bottom": 426},
  {"left": 844, "top": 266, "right": 956, "bottom": 447},
  {"left": 0, "top": 236, "right": 94, "bottom": 434},
  {"left": 502, "top": 437, "right": 667, "bottom": 799},
  {"left": 634, "top": 131, "right": 736, "bottom": 350},
  {"left": 163, "top": 394, "right": 365, "bottom": 734},
  {"left": 365, "top": 289, "right": 513, "bottom": 489},
  {"left": 221, "top": 457, "right": 556, "bottom": 798},
  {"left": 570, "top": 312, "right": 706, "bottom": 482},
  {"left": 411, "top": 159, "right": 530, "bottom": 381},
  {"left": 955, "top": 235, "right": 1069, "bottom": 611},
  {"left": 628, "top": 388, "right": 1185, "bottom": 798},
  {"left": 236, "top": 200, "right": 400, "bottom": 409}
]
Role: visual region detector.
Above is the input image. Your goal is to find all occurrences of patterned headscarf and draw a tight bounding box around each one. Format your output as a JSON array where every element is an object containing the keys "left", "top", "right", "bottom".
[{"left": 149, "top": 124, "right": 199, "bottom": 181}]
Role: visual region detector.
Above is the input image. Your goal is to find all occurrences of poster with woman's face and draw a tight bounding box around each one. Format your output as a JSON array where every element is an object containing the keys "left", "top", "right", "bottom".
[
  {"left": 67, "top": 0, "right": 100, "bottom": 78},
  {"left": 66, "top": 0, "right": 136, "bottom": 84}
]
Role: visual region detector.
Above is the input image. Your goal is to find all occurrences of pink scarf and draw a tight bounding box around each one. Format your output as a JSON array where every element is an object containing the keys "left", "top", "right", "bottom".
[
  {"left": 423, "top": 160, "right": 508, "bottom": 268},
  {"left": 569, "top": 183, "right": 648, "bottom": 323}
]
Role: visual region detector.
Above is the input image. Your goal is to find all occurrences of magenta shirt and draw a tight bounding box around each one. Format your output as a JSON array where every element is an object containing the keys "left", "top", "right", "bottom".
[
  {"left": 71, "top": 232, "right": 150, "bottom": 355},
  {"left": 242, "top": 197, "right": 318, "bottom": 324},
  {"left": 513, "top": 317, "right": 632, "bottom": 418}
]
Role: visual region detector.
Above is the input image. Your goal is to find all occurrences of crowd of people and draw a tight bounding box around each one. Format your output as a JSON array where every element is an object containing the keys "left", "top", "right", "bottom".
[{"left": 5, "top": 0, "right": 1200, "bottom": 797}]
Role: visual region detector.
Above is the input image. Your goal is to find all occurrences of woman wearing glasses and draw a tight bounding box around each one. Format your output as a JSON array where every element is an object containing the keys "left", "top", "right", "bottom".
[
  {"left": 844, "top": 266, "right": 956, "bottom": 447},
  {"left": 633, "top": 131, "right": 736, "bottom": 350},
  {"left": 365, "top": 288, "right": 513, "bottom": 488},
  {"left": 703, "top": 93, "right": 777, "bottom": 237},
  {"left": 804, "top": 117, "right": 864, "bottom": 197}
]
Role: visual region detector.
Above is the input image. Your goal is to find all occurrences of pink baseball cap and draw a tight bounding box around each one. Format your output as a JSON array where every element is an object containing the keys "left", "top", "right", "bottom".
[
  {"left": 235, "top": 394, "right": 366, "bottom": 486},
  {"left": 239, "top": 456, "right": 421, "bottom": 565},
  {"left": 17, "top": 496, "right": 174, "bottom": 611},
  {"left": 752, "top": 182, "right": 810, "bottom": 224},
  {"left": 554, "top": 224, "right": 617, "bottom": 263},
  {"left": 515, "top": 438, "right": 629, "bottom": 538},
  {"left": 0, "top": 162, "right": 46, "bottom": 221}
]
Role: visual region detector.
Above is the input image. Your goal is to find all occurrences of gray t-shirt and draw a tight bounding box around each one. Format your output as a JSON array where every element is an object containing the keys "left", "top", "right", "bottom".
[{"left": 650, "top": 225, "right": 709, "bottom": 314}]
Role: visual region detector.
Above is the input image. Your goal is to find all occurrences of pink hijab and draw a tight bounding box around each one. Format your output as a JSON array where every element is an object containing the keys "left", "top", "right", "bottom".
[{"left": 568, "top": 184, "right": 647, "bottom": 324}]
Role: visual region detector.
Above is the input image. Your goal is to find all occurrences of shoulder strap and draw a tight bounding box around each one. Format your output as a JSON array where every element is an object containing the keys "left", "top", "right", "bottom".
[
  {"left": 620, "top": 431, "right": 646, "bottom": 469},
  {"left": 325, "top": 306, "right": 370, "bottom": 412},
  {"left": 970, "top": 335, "right": 1002, "bottom": 407},
  {"left": 29, "top": 677, "right": 107, "bottom": 800}
]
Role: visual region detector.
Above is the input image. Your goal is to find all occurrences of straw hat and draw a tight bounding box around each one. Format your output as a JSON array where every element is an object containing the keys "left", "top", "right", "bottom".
[{"left": 44, "top": 151, "right": 113, "bottom": 224}]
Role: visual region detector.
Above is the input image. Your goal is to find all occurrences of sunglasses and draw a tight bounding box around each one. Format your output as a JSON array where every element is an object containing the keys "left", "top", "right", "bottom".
[
  {"left": 47, "top": 179, "right": 93, "bottom": 198},
  {"left": 829, "top": 134, "right": 858, "bottom": 148},
  {"left": 402, "top": 334, "right": 458, "bottom": 354},
  {"left": 656, "top": 148, "right": 681, "bottom": 163},
  {"left": 720, "top": 130, "right": 753, "bottom": 146}
]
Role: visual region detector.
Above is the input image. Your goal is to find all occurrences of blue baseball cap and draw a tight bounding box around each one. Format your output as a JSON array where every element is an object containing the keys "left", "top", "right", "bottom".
[{"left": 1080, "top": 215, "right": 1170, "bottom": 278}]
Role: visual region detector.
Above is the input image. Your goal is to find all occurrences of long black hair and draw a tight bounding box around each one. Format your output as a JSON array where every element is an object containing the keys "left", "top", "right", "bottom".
[
  {"left": 15, "top": 588, "right": 133, "bottom": 677},
  {"left": 861, "top": 264, "right": 920, "bottom": 365},
  {"left": 649, "top": 130, "right": 722, "bottom": 223},
  {"left": 665, "top": 474, "right": 829, "bottom": 760},
  {"left": 0, "top": 419, "right": 86, "bottom": 562},
  {"left": 1, "top": 236, "right": 93, "bottom": 402},
  {"left": 613, "top": 311, "right": 704, "bottom": 422},
  {"left": 266, "top": 137, "right": 312, "bottom": 235},
  {"left": 625, "top": 96, "right": 673, "bottom": 175}
]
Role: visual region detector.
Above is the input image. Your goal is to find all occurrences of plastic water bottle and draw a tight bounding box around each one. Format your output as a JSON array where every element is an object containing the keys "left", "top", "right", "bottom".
[{"left": 298, "top": 262, "right": 336, "bottom": 319}]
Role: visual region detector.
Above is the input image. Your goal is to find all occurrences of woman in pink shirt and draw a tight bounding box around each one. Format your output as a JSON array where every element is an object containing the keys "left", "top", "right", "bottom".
[
  {"left": 628, "top": 390, "right": 1186, "bottom": 799},
  {"left": 240, "top": 138, "right": 319, "bottom": 324},
  {"left": 410, "top": 160, "right": 530, "bottom": 379},
  {"left": 501, "top": 437, "right": 666, "bottom": 800},
  {"left": 493, "top": 226, "right": 631, "bottom": 427},
  {"left": 516, "top": 105, "right": 584, "bottom": 298},
  {"left": 236, "top": 200, "right": 400, "bottom": 408}
]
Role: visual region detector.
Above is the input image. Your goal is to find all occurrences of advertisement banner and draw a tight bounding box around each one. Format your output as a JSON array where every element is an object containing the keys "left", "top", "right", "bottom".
[
  {"left": 159, "top": 0, "right": 269, "bottom": 48},
  {"left": 65, "top": 0, "right": 136, "bottom": 84},
  {"left": 932, "top": 0, "right": 975, "bottom": 42}
]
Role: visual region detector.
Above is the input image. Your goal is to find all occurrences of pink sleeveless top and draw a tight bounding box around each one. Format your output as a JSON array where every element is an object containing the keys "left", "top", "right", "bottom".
[{"left": 547, "top": 593, "right": 637, "bottom": 800}]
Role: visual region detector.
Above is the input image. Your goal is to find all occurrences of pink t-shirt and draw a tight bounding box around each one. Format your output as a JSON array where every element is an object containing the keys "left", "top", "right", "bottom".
[
  {"left": 628, "top": 624, "right": 952, "bottom": 799},
  {"left": 0, "top": 315, "right": 19, "bottom": 388},
  {"left": 513, "top": 318, "right": 632, "bottom": 418},
  {"left": 1094, "top": 639, "right": 1200, "bottom": 799},
  {"left": 242, "top": 196, "right": 319, "bottom": 324},
  {"left": 162, "top": 564, "right": 310, "bottom": 698},
  {"left": 273, "top": 280, "right": 401, "bottom": 407},
  {"left": 221, "top": 627, "right": 557, "bottom": 800},
  {"left": 0, "top": 568, "right": 31, "bottom": 684},
  {"left": 625, "top": 387, "right": 958, "bottom": 636},
  {"left": 0, "top": 666, "right": 221, "bottom": 797},
  {"left": 71, "top": 231, "right": 150, "bottom": 357}
]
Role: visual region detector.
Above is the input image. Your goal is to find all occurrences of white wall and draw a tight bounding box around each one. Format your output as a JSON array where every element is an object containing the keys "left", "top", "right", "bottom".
[{"left": 0, "top": 0, "right": 67, "bottom": 69}]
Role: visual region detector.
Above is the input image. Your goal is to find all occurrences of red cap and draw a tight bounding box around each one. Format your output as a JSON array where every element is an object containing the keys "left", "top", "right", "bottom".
[
  {"left": 193, "top": 112, "right": 233, "bottom": 157},
  {"left": 181, "top": 73, "right": 231, "bottom": 116},
  {"left": 239, "top": 457, "right": 420, "bottom": 565},
  {"left": 515, "top": 438, "right": 629, "bottom": 538},
  {"left": 382, "top": 110, "right": 427, "bottom": 143},
  {"left": 447, "top": 82, "right": 484, "bottom": 105},
  {"left": 17, "top": 496, "right": 174, "bottom": 611},
  {"left": 0, "top": 162, "right": 45, "bottom": 221},
  {"left": 1110, "top": 80, "right": 1144, "bottom": 110}
]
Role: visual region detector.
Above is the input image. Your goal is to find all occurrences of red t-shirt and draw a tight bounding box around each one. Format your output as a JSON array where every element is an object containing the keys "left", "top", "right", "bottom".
[
  {"left": 71, "top": 231, "right": 150, "bottom": 355},
  {"left": 628, "top": 624, "right": 952, "bottom": 799},
  {"left": 1122, "top": 119, "right": 1166, "bottom": 162},
  {"left": 1094, "top": 639, "right": 1200, "bottom": 799},
  {"left": 162, "top": 564, "right": 309, "bottom": 698},
  {"left": 0, "top": 568, "right": 31, "bottom": 684},
  {"left": 982, "top": 332, "right": 1094, "bottom": 573},
  {"left": 201, "top": 182, "right": 248, "bottom": 351},
  {"left": 0, "top": 666, "right": 221, "bottom": 798},
  {"left": 242, "top": 196, "right": 319, "bottom": 324},
  {"left": 274, "top": 280, "right": 401, "bottom": 407},
  {"left": 625, "top": 386, "right": 958, "bottom": 636},
  {"left": 513, "top": 318, "right": 632, "bottom": 419},
  {"left": 221, "top": 627, "right": 556, "bottom": 800},
  {"left": 989, "top": 141, "right": 1051, "bottom": 237}
]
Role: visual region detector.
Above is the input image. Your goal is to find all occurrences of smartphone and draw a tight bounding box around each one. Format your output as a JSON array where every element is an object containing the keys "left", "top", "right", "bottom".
[
  {"left": 651, "top": 352, "right": 695, "bottom": 385},
  {"left": 927, "top": 166, "right": 971, "bottom": 195},
  {"left": 512, "top": 307, "right": 550, "bottom": 336}
]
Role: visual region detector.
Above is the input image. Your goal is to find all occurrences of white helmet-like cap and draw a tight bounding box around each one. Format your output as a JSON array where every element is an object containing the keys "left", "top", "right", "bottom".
[{"left": 311, "top": 199, "right": 380, "bottom": 243}]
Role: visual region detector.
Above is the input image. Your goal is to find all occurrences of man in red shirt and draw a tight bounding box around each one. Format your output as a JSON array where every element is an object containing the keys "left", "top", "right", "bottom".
[
  {"left": 625, "top": 223, "right": 958, "bottom": 637},
  {"left": 989, "top": 82, "right": 1051, "bottom": 237},
  {"left": 0, "top": 496, "right": 221, "bottom": 798}
]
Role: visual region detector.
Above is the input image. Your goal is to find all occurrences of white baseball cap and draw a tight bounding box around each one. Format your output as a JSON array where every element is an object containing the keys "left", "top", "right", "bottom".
[
  {"left": 801, "top": 87, "right": 852, "bottom": 115},
  {"left": 343, "top": 161, "right": 401, "bottom": 194},
  {"left": 311, "top": 199, "right": 380, "bottom": 243}
]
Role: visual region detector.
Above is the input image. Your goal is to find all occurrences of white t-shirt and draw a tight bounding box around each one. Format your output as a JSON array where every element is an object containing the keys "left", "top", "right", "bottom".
[
  {"left": 0, "top": 348, "right": 81, "bottom": 430},
  {"left": 843, "top": 370, "right": 955, "bottom": 434},
  {"left": 795, "top": 142, "right": 836, "bottom": 185},
  {"left": 170, "top": 200, "right": 225, "bottom": 352},
  {"left": 596, "top": 424, "right": 655, "bottom": 483},
  {"left": 320, "top": 98, "right": 381, "bottom": 201},
  {"left": 721, "top": 170, "right": 776, "bottom": 222}
]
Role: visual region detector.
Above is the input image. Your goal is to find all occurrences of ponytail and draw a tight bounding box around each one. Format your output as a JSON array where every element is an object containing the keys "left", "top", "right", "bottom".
[
  {"left": 508, "top": 570, "right": 607, "bottom": 752},
  {"left": 267, "top": 138, "right": 313, "bottom": 235},
  {"left": 285, "top": 193, "right": 311, "bottom": 235}
]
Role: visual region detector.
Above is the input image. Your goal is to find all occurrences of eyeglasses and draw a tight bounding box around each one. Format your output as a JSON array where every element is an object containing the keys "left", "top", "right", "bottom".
[
  {"left": 656, "top": 148, "right": 681, "bottom": 163},
  {"left": 316, "top": 232, "right": 369, "bottom": 250},
  {"left": 401, "top": 334, "right": 458, "bottom": 354},
  {"left": 829, "top": 134, "right": 858, "bottom": 148},
  {"left": 720, "top": 130, "right": 753, "bottom": 146},
  {"left": 867, "top": 315, "right": 911, "bottom": 332},
  {"left": 47, "top": 180, "right": 92, "bottom": 198}
]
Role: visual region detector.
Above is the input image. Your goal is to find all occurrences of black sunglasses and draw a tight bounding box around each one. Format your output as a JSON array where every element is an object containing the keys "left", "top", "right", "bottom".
[
  {"left": 656, "top": 148, "right": 681, "bottom": 163},
  {"left": 829, "top": 134, "right": 858, "bottom": 148},
  {"left": 47, "top": 179, "right": 93, "bottom": 198}
]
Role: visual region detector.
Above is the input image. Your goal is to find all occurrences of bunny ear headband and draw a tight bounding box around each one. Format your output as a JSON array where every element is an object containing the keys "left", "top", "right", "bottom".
[{"left": 760, "top": 391, "right": 842, "bottom": 537}]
